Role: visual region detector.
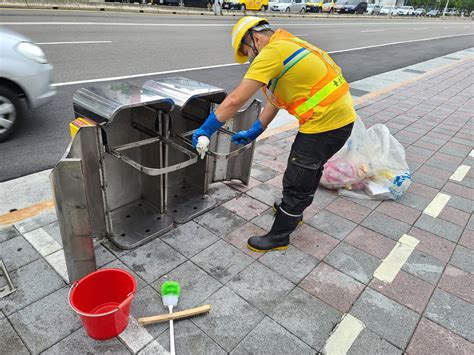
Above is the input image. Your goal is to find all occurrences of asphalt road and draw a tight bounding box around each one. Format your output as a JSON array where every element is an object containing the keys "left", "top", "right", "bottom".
[{"left": 0, "top": 9, "right": 473, "bottom": 181}]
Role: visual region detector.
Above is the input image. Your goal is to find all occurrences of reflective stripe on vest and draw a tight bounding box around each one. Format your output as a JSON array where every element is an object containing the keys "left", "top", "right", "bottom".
[
  {"left": 269, "top": 47, "right": 311, "bottom": 93},
  {"left": 294, "top": 74, "right": 346, "bottom": 117},
  {"left": 267, "top": 35, "right": 347, "bottom": 115}
]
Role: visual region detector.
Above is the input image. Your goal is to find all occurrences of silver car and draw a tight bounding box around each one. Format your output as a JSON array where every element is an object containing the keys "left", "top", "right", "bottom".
[
  {"left": 271, "top": 0, "right": 307, "bottom": 13},
  {"left": 0, "top": 27, "right": 56, "bottom": 141}
]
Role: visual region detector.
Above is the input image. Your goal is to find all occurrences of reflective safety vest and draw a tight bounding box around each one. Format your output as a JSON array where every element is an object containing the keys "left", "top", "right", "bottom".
[{"left": 262, "top": 30, "right": 349, "bottom": 125}]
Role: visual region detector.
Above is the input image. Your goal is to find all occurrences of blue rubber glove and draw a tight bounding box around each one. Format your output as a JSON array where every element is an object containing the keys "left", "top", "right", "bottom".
[
  {"left": 231, "top": 119, "right": 264, "bottom": 145},
  {"left": 192, "top": 112, "right": 224, "bottom": 148}
]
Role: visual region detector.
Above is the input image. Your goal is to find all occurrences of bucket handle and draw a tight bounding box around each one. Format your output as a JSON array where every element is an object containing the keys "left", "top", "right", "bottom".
[
  {"left": 68, "top": 282, "right": 133, "bottom": 318},
  {"left": 117, "top": 292, "right": 134, "bottom": 312}
]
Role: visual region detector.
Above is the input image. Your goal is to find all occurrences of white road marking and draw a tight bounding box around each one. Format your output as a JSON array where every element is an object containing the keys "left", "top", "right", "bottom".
[
  {"left": 373, "top": 234, "right": 419, "bottom": 283},
  {"left": 293, "top": 33, "right": 309, "bottom": 37},
  {"left": 23, "top": 228, "right": 62, "bottom": 256},
  {"left": 36, "top": 40, "right": 112, "bottom": 45},
  {"left": 470, "top": 149, "right": 474, "bottom": 157},
  {"left": 52, "top": 33, "right": 474, "bottom": 87},
  {"left": 361, "top": 29, "right": 386, "bottom": 33},
  {"left": 0, "top": 21, "right": 470, "bottom": 27},
  {"left": 450, "top": 165, "right": 471, "bottom": 182},
  {"left": 424, "top": 192, "right": 451, "bottom": 218},
  {"left": 322, "top": 314, "right": 365, "bottom": 355},
  {"left": 329, "top": 33, "right": 474, "bottom": 54},
  {"left": 22, "top": 227, "right": 70, "bottom": 282},
  {"left": 45, "top": 249, "right": 69, "bottom": 283},
  {"left": 413, "top": 27, "right": 428, "bottom": 30},
  {"left": 119, "top": 317, "right": 164, "bottom": 354},
  {"left": 137, "top": 340, "right": 170, "bottom": 355},
  {"left": 53, "top": 62, "right": 243, "bottom": 87}
]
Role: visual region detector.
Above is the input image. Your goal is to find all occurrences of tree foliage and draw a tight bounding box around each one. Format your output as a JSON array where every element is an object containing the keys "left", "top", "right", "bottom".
[{"left": 407, "top": 0, "right": 473, "bottom": 11}]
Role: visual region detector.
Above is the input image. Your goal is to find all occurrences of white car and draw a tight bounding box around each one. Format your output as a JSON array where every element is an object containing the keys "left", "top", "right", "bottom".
[
  {"left": 397, "top": 6, "right": 414, "bottom": 15},
  {"left": 414, "top": 8, "right": 426, "bottom": 16},
  {"left": 380, "top": 5, "right": 397, "bottom": 15},
  {"left": 366, "top": 3, "right": 381, "bottom": 14},
  {"left": 271, "top": 0, "right": 307, "bottom": 12},
  {"left": 0, "top": 27, "right": 56, "bottom": 141}
]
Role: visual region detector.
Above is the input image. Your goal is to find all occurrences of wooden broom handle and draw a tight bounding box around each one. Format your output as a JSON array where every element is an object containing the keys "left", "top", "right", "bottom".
[{"left": 138, "top": 304, "right": 211, "bottom": 326}]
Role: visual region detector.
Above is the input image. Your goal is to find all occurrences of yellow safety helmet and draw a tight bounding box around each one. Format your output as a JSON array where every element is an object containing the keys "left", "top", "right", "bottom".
[{"left": 231, "top": 16, "right": 270, "bottom": 64}]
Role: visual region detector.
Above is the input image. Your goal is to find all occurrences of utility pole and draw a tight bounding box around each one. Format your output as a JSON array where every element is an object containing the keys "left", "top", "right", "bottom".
[{"left": 443, "top": 0, "right": 449, "bottom": 15}]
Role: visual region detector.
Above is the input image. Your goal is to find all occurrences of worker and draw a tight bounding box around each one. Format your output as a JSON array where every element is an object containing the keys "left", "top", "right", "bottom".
[{"left": 192, "top": 16, "right": 356, "bottom": 252}]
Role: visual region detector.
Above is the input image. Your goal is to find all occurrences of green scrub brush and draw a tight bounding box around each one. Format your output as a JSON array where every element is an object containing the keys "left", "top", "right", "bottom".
[{"left": 161, "top": 281, "right": 181, "bottom": 355}]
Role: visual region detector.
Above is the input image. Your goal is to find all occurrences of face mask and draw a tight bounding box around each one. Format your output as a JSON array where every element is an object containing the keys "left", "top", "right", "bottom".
[
  {"left": 247, "top": 44, "right": 259, "bottom": 64},
  {"left": 248, "top": 53, "right": 255, "bottom": 64}
]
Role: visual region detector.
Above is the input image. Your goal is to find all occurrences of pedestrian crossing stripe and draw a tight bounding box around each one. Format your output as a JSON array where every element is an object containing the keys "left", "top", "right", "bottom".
[{"left": 373, "top": 234, "right": 419, "bottom": 283}]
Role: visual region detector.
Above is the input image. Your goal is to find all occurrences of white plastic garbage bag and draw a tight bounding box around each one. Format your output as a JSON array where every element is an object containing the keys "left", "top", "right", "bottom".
[{"left": 320, "top": 118, "right": 412, "bottom": 200}]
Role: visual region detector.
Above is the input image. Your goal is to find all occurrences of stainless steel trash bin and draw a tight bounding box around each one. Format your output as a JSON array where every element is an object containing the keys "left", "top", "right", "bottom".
[{"left": 51, "top": 77, "right": 261, "bottom": 283}]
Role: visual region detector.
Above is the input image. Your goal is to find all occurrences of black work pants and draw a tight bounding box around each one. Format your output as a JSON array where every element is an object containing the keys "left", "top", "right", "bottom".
[{"left": 280, "top": 122, "right": 354, "bottom": 216}]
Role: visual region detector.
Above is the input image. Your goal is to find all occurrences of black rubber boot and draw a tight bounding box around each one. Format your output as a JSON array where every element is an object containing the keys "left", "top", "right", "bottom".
[
  {"left": 247, "top": 207, "right": 301, "bottom": 252},
  {"left": 272, "top": 199, "right": 303, "bottom": 224}
]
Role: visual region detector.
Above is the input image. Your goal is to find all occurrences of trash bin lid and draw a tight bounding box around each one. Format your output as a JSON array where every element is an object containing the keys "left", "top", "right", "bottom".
[
  {"left": 143, "top": 77, "right": 226, "bottom": 108},
  {"left": 73, "top": 82, "right": 174, "bottom": 124}
]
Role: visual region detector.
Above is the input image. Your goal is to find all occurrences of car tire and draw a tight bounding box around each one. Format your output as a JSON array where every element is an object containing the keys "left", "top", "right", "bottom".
[
  {"left": 300, "top": 7, "right": 306, "bottom": 13},
  {"left": 241, "top": 4, "right": 246, "bottom": 11},
  {"left": 285, "top": 7, "right": 290, "bottom": 12},
  {"left": 0, "top": 86, "right": 23, "bottom": 142}
]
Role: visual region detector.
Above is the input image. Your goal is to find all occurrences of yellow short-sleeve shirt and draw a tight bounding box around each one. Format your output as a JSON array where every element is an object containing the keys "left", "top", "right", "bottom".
[{"left": 244, "top": 30, "right": 356, "bottom": 134}]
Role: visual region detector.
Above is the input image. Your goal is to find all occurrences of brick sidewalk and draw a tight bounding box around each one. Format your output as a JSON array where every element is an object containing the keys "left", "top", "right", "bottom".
[{"left": 1, "top": 58, "right": 473, "bottom": 354}]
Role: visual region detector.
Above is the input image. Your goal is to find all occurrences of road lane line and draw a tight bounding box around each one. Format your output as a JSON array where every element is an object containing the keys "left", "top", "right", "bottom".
[
  {"left": 373, "top": 234, "right": 419, "bottom": 283},
  {"left": 328, "top": 34, "right": 474, "bottom": 54},
  {"left": 322, "top": 314, "right": 365, "bottom": 355},
  {"left": 52, "top": 33, "right": 474, "bottom": 87},
  {"left": 53, "top": 62, "right": 243, "bottom": 87},
  {"left": 424, "top": 192, "right": 450, "bottom": 218},
  {"left": 361, "top": 29, "right": 386, "bottom": 33},
  {"left": 450, "top": 165, "right": 470, "bottom": 182},
  {"left": 469, "top": 149, "right": 474, "bottom": 157},
  {"left": 413, "top": 27, "right": 428, "bottom": 30},
  {"left": 37, "top": 40, "right": 112, "bottom": 45},
  {"left": 0, "top": 21, "right": 470, "bottom": 27}
]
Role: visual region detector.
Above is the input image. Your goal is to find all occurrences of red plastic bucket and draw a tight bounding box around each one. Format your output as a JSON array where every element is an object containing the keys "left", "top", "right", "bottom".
[{"left": 69, "top": 269, "right": 136, "bottom": 340}]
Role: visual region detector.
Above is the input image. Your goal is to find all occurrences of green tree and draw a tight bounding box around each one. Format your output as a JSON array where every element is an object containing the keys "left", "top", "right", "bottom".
[{"left": 452, "top": 0, "right": 474, "bottom": 11}]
